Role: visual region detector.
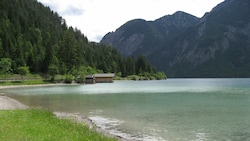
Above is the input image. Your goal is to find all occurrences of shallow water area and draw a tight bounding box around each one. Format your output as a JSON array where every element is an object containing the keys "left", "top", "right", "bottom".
[{"left": 2, "top": 79, "right": 250, "bottom": 141}]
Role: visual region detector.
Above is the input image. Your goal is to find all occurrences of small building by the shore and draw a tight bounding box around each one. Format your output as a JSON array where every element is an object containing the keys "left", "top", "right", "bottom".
[{"left": 85, "top": 73, "right": 115, "bottom": 84}]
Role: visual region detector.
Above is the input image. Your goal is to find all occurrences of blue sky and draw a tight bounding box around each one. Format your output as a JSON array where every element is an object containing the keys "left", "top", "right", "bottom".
[{"left": 38, "top": 0, "right": 224, "bottom": 42}]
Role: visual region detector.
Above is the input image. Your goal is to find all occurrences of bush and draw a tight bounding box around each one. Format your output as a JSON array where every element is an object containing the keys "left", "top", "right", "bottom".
[
  {"left": 54, "top": 75, "right": 64, "bottom": 83},
  {"left": 64, "top": 74, "right": 74, "bottom": 83},
  {"left": 17, "top": 66, "right": 30, "bottom": 80},
  {"left": 127, "top": 75, "right": 139, "bottom": 80}
]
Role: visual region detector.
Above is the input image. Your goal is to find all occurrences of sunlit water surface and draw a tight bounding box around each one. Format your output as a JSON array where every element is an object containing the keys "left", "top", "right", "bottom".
[{"left": 2, "top": 79, "right": 250, "bottom": 141}]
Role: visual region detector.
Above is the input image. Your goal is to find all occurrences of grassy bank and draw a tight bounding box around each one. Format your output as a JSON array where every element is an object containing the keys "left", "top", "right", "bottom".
[
  {"left": 0, "top": 80, "right": 52, "bottom": 86},
  {"left": 0, "top": 109, "right": 117, "bottom": 141},
  {"left": 0, "top": 74, "right": 52, "bottom": 86}
]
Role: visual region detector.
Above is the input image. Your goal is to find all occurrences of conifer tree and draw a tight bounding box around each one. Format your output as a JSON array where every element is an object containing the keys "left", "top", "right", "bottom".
[{"left": 60, "top": 28, "right": 79, "bottom": 72}]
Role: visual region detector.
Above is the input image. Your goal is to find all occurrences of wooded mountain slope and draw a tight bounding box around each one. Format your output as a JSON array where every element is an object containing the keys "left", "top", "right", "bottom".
[{"left": 0, "top": 0, "right": 163, "bottom": 78}]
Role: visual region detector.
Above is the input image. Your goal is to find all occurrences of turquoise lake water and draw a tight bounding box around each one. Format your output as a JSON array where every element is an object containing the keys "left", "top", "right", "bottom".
[{"left": 2, "top": 79, "right": 250, "bottom": 141}]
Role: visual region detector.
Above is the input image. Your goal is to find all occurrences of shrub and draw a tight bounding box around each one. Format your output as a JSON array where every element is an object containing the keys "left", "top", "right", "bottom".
[{"left": 64, "top": 74, "right": 74, "bottom": 83}]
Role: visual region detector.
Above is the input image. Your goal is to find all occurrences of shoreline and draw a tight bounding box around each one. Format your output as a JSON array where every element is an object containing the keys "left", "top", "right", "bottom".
[
  {"left": 0, "top": 83, "right": 80, "bottom": 90},
  {"left": 54, "top": 112, "right": 130, "bottom": 141},
  {"left": 0, "top": 94, "right": 28, "bottom": 110},
  {"left": 0, "top": 85, "right": 131, "bottom": 141}
]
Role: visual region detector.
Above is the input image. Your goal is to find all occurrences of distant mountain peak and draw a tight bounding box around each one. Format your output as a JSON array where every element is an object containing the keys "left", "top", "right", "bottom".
[
  {"left": 101, "top": 11, "right": 199, "bottom": 56},
  {"left": 155, "top": 11, "right": 199, "bottom": 28}
]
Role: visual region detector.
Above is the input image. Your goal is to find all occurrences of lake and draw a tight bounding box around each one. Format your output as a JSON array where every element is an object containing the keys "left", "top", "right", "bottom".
[{"left": 2, "top": 79, "right": 250, "bottom": 141}]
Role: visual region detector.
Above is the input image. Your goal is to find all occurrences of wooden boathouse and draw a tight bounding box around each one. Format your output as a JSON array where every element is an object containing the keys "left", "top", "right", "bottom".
[{"left": 85, "top": 73, "right": 115, "bottom": 84}]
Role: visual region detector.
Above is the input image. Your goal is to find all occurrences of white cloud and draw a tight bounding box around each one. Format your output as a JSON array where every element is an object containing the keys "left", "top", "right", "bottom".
[
  {"left": 61, "top": 6, "right": 85, "bottom": 16},
  {"left": 38, "top": 0, "right": 224, "bottom": 42}
]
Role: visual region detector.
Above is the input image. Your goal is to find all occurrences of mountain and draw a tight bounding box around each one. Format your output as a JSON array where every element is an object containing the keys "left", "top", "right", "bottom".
[
  {"left": 101, "top": 0, "right": 250, "bottom": 78},
  {"left": 101, "top": 11, "right": 199, "bottom": 56}
]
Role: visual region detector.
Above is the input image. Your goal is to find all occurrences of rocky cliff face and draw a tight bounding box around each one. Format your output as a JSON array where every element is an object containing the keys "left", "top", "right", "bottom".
[
  {"left": 101, "top": 12, "right": 199, "bottom": 56},
  {"left": 101, "top": 20, "right": 146, "bottom": 56},
  {"left": 101, "top": 0, "right": 250, "bottom": 77}
]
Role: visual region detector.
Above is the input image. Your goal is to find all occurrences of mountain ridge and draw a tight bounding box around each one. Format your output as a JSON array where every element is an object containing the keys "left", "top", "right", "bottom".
[
  {"left": 101, "top": 0, "right": 250, "bottom": 77},
  {"left": 101, "top": 11, "right": 199, "bottom": 56}
]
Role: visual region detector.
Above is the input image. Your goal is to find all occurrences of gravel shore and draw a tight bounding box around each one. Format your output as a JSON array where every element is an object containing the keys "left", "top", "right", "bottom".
[
  {"left": 54, "top": 112, "right": 129, "bottom": 141},
  {"left": 0, "top": 94, "right": 28, "bottom": 110}
]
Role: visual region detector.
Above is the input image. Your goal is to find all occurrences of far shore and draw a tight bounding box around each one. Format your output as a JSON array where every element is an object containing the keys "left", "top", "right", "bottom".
[
  {"left": 0, "top": 85, "right": 130, "bottom": 141},
  {"left": 0, "top": 83, "right": 79, "bottom": 90}
]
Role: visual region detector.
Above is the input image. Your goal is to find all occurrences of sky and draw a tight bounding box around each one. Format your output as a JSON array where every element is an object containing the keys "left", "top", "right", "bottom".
[{"left": 37, "top": 0, "right": 225, "bottom": 42}]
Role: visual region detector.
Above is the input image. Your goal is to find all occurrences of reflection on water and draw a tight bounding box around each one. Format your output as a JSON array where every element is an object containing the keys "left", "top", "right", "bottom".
[{"left": 2, "top": 79, "right": 250, "bottom": 141}]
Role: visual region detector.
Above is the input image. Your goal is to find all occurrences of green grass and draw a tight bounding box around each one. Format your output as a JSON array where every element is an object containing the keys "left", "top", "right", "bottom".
[
  {"left": 0, "top": 74, "right": 53, "bottom": 86},
  {"left": 0, "top": 80, "right": 52, "bottom": 86},
  {"left": 0, "top": 109, "right": 117, "bottom": 141}
]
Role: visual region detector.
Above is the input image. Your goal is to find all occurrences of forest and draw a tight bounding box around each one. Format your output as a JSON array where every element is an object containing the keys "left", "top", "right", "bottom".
[{"left": 0, "top": 0, "right": 166, "bottom": 82}]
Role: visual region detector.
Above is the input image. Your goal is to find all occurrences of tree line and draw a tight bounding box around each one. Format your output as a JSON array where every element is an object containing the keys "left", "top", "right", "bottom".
[{"left": 0, "top": 0, "right": 166, "bottom": 81}]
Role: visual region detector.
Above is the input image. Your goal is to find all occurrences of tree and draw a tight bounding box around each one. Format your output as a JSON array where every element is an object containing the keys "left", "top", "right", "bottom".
[
  {"left": 0, "top": 39, "right": 4, "bottom": 57},
  {"left": 17, "top": 66, "right": 29, "bottom": 80},
  {"left": 48, "top": 55, "right": 59, "bottom": 81},
  {"left": 154, "top": 72, "right": 167, "bottom": 80},
  {"left": 136, "top": 55, "right": 147, "bottom": 74},
  {"left": 0, "top": 58, "right": 12, "bottom": 74},
  {"left": 48, "top": 64, "right": 58, "bottom": 80},
  {"left": 60, "top": 29, "right": 79, "bottom": 72}
]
